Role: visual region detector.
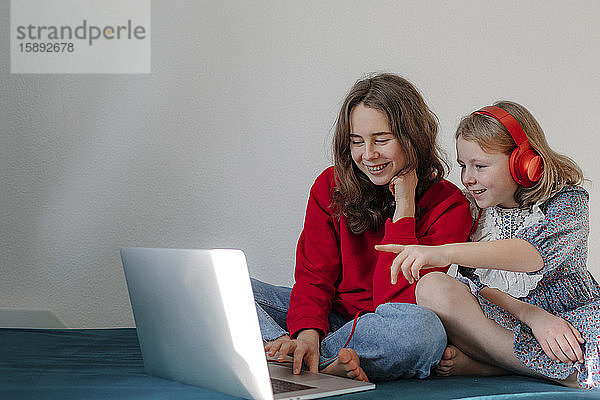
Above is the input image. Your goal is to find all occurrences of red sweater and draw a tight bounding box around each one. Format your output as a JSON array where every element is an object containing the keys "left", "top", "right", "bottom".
[{"left": 287, "top": 167, "right": 472, "bottom": 337}]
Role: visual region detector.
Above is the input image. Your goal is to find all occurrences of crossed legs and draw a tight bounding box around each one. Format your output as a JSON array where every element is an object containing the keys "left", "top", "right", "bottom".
[
  {"left": 415, "top": 272, "right": 578, "bottom": 387},
  {"left": 251, "top": 278, "right": 447, "bottom": 381}
]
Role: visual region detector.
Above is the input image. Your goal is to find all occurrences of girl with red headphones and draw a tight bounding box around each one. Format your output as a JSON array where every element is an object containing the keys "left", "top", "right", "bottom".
[{"left": 377, "top": 101, "right": 600, "bottom": 389}]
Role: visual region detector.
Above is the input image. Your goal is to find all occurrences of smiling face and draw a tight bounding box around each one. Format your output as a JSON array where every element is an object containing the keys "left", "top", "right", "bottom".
[
  {"left": 349, "top": 103, "right": 407, "bottom": 186},
  {"left": 456, "top": 135, "right": 519, "bottom": 208}
]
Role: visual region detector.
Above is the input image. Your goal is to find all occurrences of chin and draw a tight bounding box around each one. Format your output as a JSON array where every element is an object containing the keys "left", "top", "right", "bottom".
[
  {"left": 367, "top": 175, "right": 391, "bottom": 186},
  {"left": 473, "top": 198, "right": 490, "bottom": 209}
]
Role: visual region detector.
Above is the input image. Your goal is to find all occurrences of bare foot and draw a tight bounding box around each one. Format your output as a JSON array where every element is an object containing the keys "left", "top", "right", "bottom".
[
  {"left": 321, "top": 348, "right": 369, "bottom": 382},
  {"left": 435, "top": 345, "right": 509, "bottom": 377}
]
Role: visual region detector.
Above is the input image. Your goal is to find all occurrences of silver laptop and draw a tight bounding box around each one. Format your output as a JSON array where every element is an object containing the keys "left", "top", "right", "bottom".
[{"left": 120, "top": 247, "right": 375, "bottom": 400}]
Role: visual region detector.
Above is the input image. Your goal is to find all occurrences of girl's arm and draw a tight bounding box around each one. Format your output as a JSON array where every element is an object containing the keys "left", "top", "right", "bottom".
[
  {"left": 445, "top": 239, "right": 543, "bottom": 272},
  {"left": 389, "top": 170, "right": 417, "bottom": 222},
  {"left": 286, "top": 169, "right": 340, "bottom": 373},
  {"left": 480, "top": 287, "right": 585, "bottom": 364},
  {"left": 378, "top": 187, "right": 589, "bottom": 285},
  {"left": 376, "top": 238, "right": 543, "bottom": 285}
]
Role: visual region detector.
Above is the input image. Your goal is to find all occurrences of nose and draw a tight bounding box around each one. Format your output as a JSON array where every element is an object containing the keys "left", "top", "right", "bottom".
[
  {"left": 363, "top": 142, "right": 379, "bottom": 161},
  {"left": 461, "top": 166, "right": 476, "bottom": 186}
]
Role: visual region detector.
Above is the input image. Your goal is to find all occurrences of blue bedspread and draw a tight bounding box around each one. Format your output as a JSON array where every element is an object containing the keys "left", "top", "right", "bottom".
[{"left": 1, "top": 328, "right": 598, "bottom": 399}]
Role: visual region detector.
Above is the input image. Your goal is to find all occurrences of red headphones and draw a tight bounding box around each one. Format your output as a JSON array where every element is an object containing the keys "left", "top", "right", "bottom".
[{"left": 473, "top": 106, "right": 543, "bottom": 188}]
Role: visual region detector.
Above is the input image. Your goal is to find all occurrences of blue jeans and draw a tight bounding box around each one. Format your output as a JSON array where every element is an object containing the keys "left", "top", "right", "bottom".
[{"left": 251, "top": 278, "right": 447, "bottom": 381}]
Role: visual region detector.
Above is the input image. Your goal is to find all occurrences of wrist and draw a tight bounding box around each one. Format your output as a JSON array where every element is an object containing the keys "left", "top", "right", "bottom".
[
  {"left": 296, "top": 328, "right": 320, "bottom": 342},
  {"left": 392, "top": 212, "right": 413, "bottom": 223},
  {"left": 516, "top": 302, "right": 538, "bottom": 325},
  {"left": 393, "top": 200, "right": 415, "bottom": 222},
  {"left": 440, "top": 243, "right": 456, "bottom": 266}
]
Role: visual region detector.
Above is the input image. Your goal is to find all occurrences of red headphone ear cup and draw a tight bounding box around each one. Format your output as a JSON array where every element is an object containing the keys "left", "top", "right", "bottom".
[
  {"left": 527, "top": 155, "right": 543, "bottom": 182},
  {"left": 509, "top": 148, "right": 522, "bottom": 185},
  {"left": 510, "top": 148, "right": 543, "bottom": 187}
]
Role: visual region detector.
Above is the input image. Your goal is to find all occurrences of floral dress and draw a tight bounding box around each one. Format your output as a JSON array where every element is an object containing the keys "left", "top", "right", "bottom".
[{"left": 457, "top": 186, "right": 600, "bottom": 389}]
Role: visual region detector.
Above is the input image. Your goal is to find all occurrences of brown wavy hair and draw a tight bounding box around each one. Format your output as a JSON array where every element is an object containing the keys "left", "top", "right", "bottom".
[
  {"left": 333, "top": 73, "right": 447, "bottom": 234},
  {"left": 456, "top": 100, "right": 583, "bottom": 207}
]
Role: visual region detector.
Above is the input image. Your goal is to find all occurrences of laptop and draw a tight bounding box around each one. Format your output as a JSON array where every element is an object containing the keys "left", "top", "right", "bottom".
[{"left": 120, "top": 247, "right": 375, "bottom": 400}]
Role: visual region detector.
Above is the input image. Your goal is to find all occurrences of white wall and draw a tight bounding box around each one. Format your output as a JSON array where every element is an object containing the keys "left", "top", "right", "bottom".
[{"left": 2, "top": 0, "right": 599, "bottom": 328}]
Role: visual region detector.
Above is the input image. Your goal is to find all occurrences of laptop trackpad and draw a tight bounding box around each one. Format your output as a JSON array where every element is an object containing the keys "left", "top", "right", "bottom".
[{"left": 270, "top": 377, "right": 315, "bottom": 394}]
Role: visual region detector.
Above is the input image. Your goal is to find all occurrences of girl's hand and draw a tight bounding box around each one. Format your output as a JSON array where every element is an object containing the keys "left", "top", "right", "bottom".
[
  {"left": 264, "top": 330, "right": 320, "bottom": 374},
  {"left": 389, "top": 170, "right": 418, "bottom": 222},
  {"left": 522, "top": 307, "right": 585, "bottom": 365},
  {"left": 375, "top": 244, "right": 449, "bottom": 284},
  {"left": 293, "top": 329, "right": 320, "bottom": 374},
  {"left": 265, "top": 334, "right": 295, "bottom": 362}
]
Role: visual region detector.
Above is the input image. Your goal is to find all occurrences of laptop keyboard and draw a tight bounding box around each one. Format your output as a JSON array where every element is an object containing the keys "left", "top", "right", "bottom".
[{"left": 270, "top": 378, "right": 315, "bottom": 394}]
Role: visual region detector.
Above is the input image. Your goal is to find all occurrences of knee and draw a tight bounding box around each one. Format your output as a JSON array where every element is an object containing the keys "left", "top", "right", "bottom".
[
  {"left": 409, "top": 305, "right": 447, "bottom": 354},
  {"left": 375, "top": 304, "right": 447, "bottom": 354},
  {"left": 415, "top": 272, "right": 462, "bottom": 313}
]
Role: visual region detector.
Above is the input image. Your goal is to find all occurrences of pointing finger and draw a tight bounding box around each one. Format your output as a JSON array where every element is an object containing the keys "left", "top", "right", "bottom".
[{"left": 375, "top": 244, "right": 405, "bottom": 254}]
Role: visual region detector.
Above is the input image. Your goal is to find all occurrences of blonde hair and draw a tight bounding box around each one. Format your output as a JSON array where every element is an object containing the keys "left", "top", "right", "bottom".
[{"left": 456, "top": 100, "right": 583, "bottom": 207}]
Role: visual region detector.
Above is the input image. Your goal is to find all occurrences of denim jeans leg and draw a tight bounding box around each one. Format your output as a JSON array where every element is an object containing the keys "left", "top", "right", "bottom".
[
  {"left": 319, "top": 303, "right": 447, "bottom": 381},
  {"left": 250, "top": 278, "right": 292, "bottom": 341}
]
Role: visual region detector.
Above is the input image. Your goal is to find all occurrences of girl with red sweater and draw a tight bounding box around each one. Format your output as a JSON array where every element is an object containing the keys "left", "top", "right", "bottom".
[{"left": 251, "top": 73, "right": 472, "bottom": 381}]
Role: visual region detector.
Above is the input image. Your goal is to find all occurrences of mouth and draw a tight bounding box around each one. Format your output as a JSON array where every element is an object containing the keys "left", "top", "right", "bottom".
[
  {"left": 365, "top": 163, "right": 389, "bottom": 173},
  {"left": 471, "top": 188, "right": 486, "bottom": 195}
]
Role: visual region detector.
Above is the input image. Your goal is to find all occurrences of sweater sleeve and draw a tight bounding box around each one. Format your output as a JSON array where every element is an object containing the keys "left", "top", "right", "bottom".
[
  {"left": 287, "top": 170, "right": 340, "bottom": 337},
  {"left": 372, "top": 182, "right": 473, "bottom": 306}
]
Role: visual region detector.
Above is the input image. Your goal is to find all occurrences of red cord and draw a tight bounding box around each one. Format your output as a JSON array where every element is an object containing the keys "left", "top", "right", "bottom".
[
  {"left": 470, "top": 209, "right": 482, "bottom": 237},
  {"left": 319, "top": 310, "right": 364, "bottom": 366}
]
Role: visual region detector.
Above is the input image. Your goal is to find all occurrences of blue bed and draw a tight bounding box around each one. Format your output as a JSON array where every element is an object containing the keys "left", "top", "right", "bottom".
[{"left": 2, "top": 328, "right": 599, "bottom": 400}]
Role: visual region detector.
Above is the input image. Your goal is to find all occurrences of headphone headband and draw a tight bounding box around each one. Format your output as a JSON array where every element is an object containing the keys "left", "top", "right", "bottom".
[{"left": 473, "top": 106, "right": 529, "bottom": 149}]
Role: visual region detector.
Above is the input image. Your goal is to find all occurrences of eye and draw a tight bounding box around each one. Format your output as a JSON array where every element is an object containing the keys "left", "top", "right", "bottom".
[
  {"left": 375, "top": 139, "right": 391, "bottom": 144},
  {"left": 475, "top": 164, "right": 486, "bottom": 169},
  {"left": 349, "top": 135, "right": 364, "bottom": 145},
  {"left": 457, "top": 163, "right": 466, "bottom": 169}
]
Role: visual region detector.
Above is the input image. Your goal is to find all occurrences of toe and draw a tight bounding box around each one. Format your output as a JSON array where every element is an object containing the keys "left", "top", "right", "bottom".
[
  {"left": 338, "top": 348, "right": 354, "bottom": 364},
  {"left": 441, "top": 346, "right": 456, "bottom": 360}
]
